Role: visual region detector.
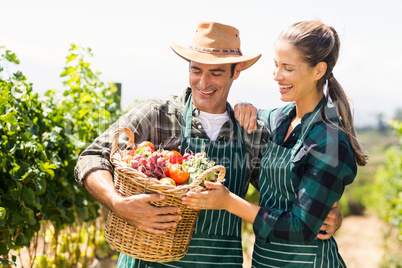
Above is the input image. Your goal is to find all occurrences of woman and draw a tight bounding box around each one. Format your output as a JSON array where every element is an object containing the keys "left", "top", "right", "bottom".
[{"left": 182, "top": 20, "right": 368, "bottom": 267}]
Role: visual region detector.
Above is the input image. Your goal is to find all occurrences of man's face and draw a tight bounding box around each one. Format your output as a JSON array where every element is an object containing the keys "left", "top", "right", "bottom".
[{"left": 189, "top": 61, "right": 241, "bottom": 114}]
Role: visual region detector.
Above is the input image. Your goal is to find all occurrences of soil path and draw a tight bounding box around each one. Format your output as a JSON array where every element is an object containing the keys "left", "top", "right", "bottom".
[
  {"left": 243, "top": 214, "right": 385, "bottom": 268},
  {"left": 336, "top": 215, "right": 385, "bottom": 268}
]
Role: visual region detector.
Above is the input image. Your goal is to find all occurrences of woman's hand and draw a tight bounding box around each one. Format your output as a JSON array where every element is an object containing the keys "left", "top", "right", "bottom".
[
  {"left": 182, "top": 181, "right": 230, "bottom": 210},
  {"left": 234, "top": 103, "right": 258, "bottom": 134}
]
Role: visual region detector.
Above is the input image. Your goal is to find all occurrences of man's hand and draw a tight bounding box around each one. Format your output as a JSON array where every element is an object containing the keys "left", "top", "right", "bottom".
[
  {"left": 234, "top": 103, "right": 258, "bottom": 134},
  {"left": 112, "top": 193, "right": 181, "bottom": 235},
  {"left": 84, "top": 170, "right": 181, "bottom": 235},
  {"left": 317, "top": 202, "right": 343, "bottom": 240}
]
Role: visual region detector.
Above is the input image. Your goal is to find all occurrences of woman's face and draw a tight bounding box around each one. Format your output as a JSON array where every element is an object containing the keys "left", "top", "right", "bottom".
[{"left": 273, "top": 40, "right": 323, "bottom": 106}]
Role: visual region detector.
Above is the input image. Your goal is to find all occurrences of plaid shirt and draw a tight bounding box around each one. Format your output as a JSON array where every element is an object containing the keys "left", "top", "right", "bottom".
[
  {"left": 74, "top": 88, "right": 269, "bottom": 196},
  {"left": 253, "top": 100, "right": 357, "bottom": 243}
]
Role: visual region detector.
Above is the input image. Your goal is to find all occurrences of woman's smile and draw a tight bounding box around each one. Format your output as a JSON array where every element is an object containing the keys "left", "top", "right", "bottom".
[{"left": 279, "top": 84, "right": 293, "bottom": 94}]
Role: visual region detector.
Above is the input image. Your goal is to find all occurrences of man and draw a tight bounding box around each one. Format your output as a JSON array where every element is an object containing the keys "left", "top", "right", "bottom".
[{"left": 75, "top": 21, "right": 340, "bottom": 267}]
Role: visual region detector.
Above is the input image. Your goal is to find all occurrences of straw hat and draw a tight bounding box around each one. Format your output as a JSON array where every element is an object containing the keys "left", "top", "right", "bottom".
[{"left": 171, "top": 21, "right": 261, "bottom": 70}]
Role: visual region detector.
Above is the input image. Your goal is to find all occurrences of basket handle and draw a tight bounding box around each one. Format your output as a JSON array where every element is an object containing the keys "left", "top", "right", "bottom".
[
  {"left": 111, "top": 127, "right": 136, "bottom": 164},
  {"left": 190, "top": 165, "right": 226, "bottom": 191}
]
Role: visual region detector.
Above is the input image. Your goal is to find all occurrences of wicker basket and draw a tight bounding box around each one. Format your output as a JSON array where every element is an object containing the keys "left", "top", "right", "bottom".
[{"left": 104, "top": 127, "right": 226, "bottom": 262}]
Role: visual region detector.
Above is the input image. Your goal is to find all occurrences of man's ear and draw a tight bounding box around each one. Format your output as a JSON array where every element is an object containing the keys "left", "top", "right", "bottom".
[
  {"left": 233, "top": 62, "right": 243, "bottom": 80},
  {"left": 315, "top": 62, "right": 327, "bottom": 81}
]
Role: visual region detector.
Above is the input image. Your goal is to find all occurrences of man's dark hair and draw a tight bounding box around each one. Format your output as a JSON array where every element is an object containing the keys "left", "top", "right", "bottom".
[
  {"left": 230, "top": 63, "right": 237, "bottom": 78},
  {"left": 188, "top": 63, "right": 238, "bottom": 78}
]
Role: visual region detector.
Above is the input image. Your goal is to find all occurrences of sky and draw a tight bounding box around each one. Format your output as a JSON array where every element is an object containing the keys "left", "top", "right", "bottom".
[{"left": 2, "top": 0, "right": 402, "bottom": 127}]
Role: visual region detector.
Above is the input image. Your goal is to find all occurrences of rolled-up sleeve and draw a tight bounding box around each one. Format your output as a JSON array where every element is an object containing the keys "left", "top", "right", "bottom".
[{"left": 74, "top": 101, "right": 155, "bottom": 186}]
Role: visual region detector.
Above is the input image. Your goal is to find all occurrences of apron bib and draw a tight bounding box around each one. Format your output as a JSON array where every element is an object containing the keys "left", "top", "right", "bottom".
[
  {"left": 119, "top": 94, "right": 248, "bottom": 268},
  {"left": 252, "top": 108, "right": 345, "bottom": 268}
]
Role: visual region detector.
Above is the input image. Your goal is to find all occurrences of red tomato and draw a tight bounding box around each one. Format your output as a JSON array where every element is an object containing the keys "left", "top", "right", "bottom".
[
  {"left": 168, "top": 164, "right": 189, "bottom": 185},
  {"left": 137, "top": 141, "right": 155, "bottom": 153},
  {"left": 122, "top": 150, "right": 135, "bottom": 163},
  {"left": 127, "top": 149, "right": 136, "bottom": 156},
  {"left": 164, "top": 150, "right": 183, "bottom": 164}
]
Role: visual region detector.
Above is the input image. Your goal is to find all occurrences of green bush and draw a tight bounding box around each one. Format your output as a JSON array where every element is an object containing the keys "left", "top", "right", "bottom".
[
  {"left": 363, "top": 120, "right": 402, "bottom": 267},
  {"left": 366, "top": 120, "right": 402, "bottom": 236},
  {"left": 0, "top": 45, "right": 121, "bottom": 266}
]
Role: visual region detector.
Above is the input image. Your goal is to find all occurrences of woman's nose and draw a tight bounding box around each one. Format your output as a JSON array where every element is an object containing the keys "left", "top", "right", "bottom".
[{"left": 273, "top": 68, "right": 282, "bottom": 81}]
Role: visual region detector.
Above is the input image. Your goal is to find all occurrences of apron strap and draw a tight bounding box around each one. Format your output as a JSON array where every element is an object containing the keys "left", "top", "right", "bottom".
[{"left": 182, "top": 93, "right": 245, "bottom": 150}]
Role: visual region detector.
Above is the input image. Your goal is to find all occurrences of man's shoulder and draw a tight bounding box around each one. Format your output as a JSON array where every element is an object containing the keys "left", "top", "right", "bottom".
[{"left": 132, "top": 90, "right": 188, "bottom": 115}]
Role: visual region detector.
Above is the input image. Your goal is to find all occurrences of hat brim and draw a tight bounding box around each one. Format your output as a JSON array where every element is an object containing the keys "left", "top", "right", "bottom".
[{"left": 171, "top": 43, "right": 261, "bottom": 71}]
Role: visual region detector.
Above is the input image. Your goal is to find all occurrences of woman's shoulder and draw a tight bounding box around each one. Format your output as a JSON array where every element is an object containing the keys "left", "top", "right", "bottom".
[
  {"left": 309, "top": 116, "right": 352, "bottom": 150},
  {"left": 258, "top": 103, "right": 295, "bottom": 129}
]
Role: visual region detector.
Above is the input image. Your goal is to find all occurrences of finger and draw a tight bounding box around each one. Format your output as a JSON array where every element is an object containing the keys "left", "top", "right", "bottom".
[
  {"left": 142, "top": 193, "right": 165, "bottom": 202},
  {"left": 317, "top": 232, "right": 332, "bottom": 240},
  {"left": 149, "top": 205, "right": 181, "bottom": 215},
  {"left": 248, "top": 116, "right": 258, "bottom": 134},
  {"left": 234, "top": 104, "right": 241, "bottom": 121},
  {"left": 239, "top": 108, "right": 249, "bottom": 129},
  {"left": 204, "top": 181, "right": 222, "bottom": 189},
  {"left": 322, "top": 216, "right": 335, "bottom": 226},
  {"left": 139, "top": 221, "right": 178, "bottom": 235},
  {"left": 142, "top": 227, "right": 168, "bottom": 235},
  {"left": 141, "top": 194, "right": 181, "bottom": 214},
  {"left": 235, "top": 104, "right": 247, "bottom": 127},
  {"left": 182, "top": 196, "right": 205, "bottom": 209}
]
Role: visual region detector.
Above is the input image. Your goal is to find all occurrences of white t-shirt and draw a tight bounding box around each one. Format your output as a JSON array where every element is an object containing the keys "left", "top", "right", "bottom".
[{"left": 198, "top": 110, "right": 230, "bottom": 141}]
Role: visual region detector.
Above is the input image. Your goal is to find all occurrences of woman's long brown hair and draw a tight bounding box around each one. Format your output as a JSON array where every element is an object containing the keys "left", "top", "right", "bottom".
[{"left": 278, "top": 20, "right": 369, "bottom": 166}]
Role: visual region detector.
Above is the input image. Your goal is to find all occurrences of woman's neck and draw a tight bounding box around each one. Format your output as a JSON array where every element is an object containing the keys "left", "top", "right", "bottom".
[{"left": 294, "top": 91, "right": 324, "bottom": 120}]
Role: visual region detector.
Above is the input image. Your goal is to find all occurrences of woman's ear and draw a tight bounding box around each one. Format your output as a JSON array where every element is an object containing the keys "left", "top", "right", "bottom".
[{"left": 315, "top": 62, "right": 327, "bottom": 81}]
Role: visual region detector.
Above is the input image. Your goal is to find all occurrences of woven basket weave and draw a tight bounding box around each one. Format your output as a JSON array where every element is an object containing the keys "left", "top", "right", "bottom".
[{"left": 104, "top": 127, "right": 226, "bottom": 262}]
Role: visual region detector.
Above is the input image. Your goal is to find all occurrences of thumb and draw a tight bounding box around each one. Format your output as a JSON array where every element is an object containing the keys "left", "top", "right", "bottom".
[
  {"left": 204, "top": 181, "right": 221, "bottom": 189},
  {"left": 141, "top": 193, "right": 165, "bottom": 203}
]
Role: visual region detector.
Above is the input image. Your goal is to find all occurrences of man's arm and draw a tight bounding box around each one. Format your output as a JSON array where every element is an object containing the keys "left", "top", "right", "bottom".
[
  {"left": 76, "top": 99, "right": 184, "bottom": 234},
  {"left": 84, "top": 169, "right": 181, "bottom": 234},
  {"left": 317, "top": 202, "right": 343, "bottom": 240}
]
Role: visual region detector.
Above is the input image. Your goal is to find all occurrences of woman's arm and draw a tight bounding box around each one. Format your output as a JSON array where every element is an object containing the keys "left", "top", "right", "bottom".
[
  {"left": 182, "top": 181, "right": 260, "bottom": 224},
  {"left": 183, "top": 140, "right": 354, "bottom": 243}
]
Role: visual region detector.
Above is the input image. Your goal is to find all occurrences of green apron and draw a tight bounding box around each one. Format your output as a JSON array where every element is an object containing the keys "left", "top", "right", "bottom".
[
  {"left": 251, "top": 108, "right": 346, "bottom": 268},
  {"left": 117, "top": 94, "right": 248, "bottom": 267}
]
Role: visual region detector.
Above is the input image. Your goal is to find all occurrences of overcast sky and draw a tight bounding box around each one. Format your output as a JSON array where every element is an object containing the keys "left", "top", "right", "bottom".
[{"left": 2, "top": 0, "right": 402, "bottom": 127}]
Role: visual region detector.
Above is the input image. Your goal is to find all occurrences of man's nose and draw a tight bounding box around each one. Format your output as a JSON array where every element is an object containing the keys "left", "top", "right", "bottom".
[{"left": 199, "top": 74, "right": 211, "bottom": 89}]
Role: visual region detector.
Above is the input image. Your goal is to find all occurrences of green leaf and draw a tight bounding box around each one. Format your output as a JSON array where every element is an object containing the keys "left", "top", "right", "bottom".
[
  {"left": 13, "top": 71, "right": 25, "bottom": 81},
  {"left": 21, "top": 187, "right": 35, "bottom": 206},
  {"left": 66, "top": 54, "right": 78, "bottom": 64},
  {"left": 0, "top": 241, "right": 9, "bottom": 256},
  {"left": 5, "top": 50, "right": 20, "bottom": 64},
  {"left": 0, "top": 207, "right": 6, "bottom": 220},
  {"left": 38, "top": 161, "right": 56, "bottom": 177},
  {"left": 34, "top": 177, "right": 47, "bottom": 195},
  {"left": 9, "top": 182, "right": 22, "bottom": 200}
]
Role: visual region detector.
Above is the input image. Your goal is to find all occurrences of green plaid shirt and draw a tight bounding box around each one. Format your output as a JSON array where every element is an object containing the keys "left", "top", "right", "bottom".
[
  {"left": 74, "top": 88, "right": 269, "bottom": 196},
  {"left": 254, "top": 99, "right": 357, "bottom": 243}
]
